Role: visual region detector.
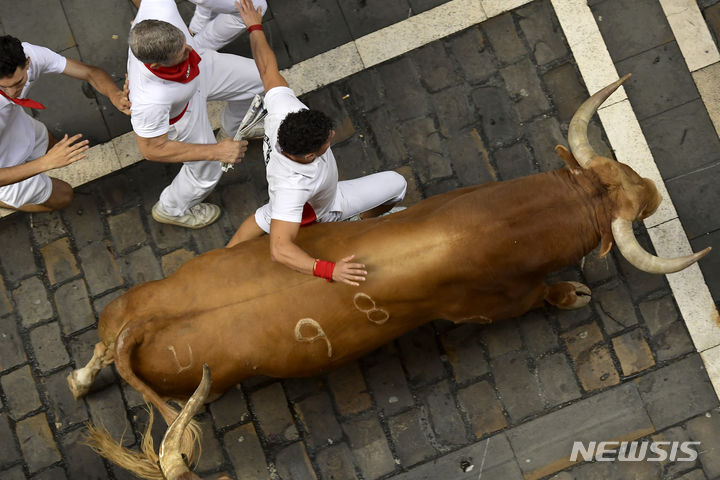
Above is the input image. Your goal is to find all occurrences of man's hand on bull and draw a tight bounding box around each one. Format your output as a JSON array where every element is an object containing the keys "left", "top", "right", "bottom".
[
  {"left": 215, "top": 138, "right": 248, "bottom": 164},
  {"left": 333, "top": 255, "right": 367, "bottom": 286}
]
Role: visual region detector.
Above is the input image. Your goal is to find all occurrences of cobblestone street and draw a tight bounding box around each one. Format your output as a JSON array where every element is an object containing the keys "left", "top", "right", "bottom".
[{"left": 0, "top": 0, "right": 719, "bottom": 479}]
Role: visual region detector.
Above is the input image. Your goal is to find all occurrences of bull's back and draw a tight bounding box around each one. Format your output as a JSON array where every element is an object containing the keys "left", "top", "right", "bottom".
[{"left": 99, "top": 173, "right": 599, "bottom": 396}]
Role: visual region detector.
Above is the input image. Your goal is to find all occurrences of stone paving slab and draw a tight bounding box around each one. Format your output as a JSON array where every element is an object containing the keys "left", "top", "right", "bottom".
[{"left": 1, "top": 0, "right": 720, "bottom": 479}]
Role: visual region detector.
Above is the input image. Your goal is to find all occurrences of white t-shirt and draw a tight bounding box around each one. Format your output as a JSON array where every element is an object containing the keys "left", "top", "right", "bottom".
[
  {"left": 0, "top": 43, "right": 66, "bottom": 168},
  {"left": 128, "top": 0, "right": 200, "bottom": 138},
  {"left": 262, "top": 86, "right": 338, "bottom": 224}
]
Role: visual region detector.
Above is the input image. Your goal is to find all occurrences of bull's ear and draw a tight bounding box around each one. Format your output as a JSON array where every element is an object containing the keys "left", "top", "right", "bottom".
[
  {"left": 554, "top": 145, "right": 581, "bottom": 170},
  {"left": 599, "top": 231, "right": 614, "bottom": 258}
]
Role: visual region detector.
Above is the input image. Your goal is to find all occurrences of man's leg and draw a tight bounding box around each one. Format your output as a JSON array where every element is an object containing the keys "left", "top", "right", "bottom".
[
  {"left": 0, "top": 123, "right": 72, "bottom": 213},
  {"left": 0, "top": 177, "right": 72, "bottom": 213},
  {"left": 192, "top": 13, "right": 244, "bottom": 51},
  {"left": 226, "top": 214, "right": 265, "bottom": 247},
  {"left": 189, "top": 5, "right": 216, "bottom": 35},
  {"left": 227, "top": 204, "right": 270, "bottom": 247},
  {"left": 331, "top": 171, "right": 407, "bottom": 221},
  {"left": 152, "top": 91, "right": 223, "bottom": 228},
  {"left": 202, "top": 50, "right": 264, "bottom": 136},
  {"left": 192, "top": 1, "right": 268, "bottom": 51},
  {"left": 359, "top": 203, "right": 395, "bottom": 220}
]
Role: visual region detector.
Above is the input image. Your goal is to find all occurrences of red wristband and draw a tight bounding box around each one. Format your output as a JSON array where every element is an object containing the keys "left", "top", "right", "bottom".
[
  {"left": 247, "top": 24, "right": 263, "bottom": 34},
  {"left": 312, "top": 259, "right": 335, "bottom": 282}
]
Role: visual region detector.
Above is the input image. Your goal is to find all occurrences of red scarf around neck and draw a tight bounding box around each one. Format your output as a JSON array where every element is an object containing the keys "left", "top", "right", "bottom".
[
  {"left": 144, "top": 49, "right": 201, "bottom": 83},
  {"left": 0, "top": 89, "right": 45, "bottom": 109}
]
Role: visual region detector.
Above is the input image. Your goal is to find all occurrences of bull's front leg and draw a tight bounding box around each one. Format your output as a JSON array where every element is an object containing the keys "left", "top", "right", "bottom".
[
  {"left": 544, "top": 281, "right": 591, "bottom": 310},
  {"left": 67, "top": 342, "right": 115, "bottom": 399}
]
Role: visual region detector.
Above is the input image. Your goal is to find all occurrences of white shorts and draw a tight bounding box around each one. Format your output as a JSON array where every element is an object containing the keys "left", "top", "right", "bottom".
[
  {"left": 0, "top": 116, "right": 52, "bottom": 208},
  {"left": 159, "top": 49, "right": 263, "bottom": 216},
  {"left": 255, "top": 171, "right": 407, "bottom": 233}
]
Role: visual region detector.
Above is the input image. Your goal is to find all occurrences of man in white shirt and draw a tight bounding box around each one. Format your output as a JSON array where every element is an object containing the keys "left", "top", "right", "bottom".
[
  {"left": 131, "top": 0, "right": 268, "bottom": 51},
  {"left": 128, "top": 0, "right": 264, "bottom": 229},
  {"left": 0, "top": 35, "right": 130, "bottom": 212},
  {"left": 226, "top": 0, "right": 408, "bottom": 286}
]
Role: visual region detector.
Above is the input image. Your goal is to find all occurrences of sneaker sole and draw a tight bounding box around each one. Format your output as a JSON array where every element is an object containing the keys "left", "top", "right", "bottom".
[{"left": 151, "top": 205, "right": 221, "bottom": 229}]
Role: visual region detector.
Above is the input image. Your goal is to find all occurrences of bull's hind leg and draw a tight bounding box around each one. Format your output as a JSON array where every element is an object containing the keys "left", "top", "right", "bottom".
[
  {"left": 545, "top": 281, "right": 591, "bottom": 310},
  {"left": 67, "top": 342, "right": 115, "bottom": 399}
]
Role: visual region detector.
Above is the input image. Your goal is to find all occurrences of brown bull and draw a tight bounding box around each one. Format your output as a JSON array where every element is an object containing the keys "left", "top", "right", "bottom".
[{"left": 69, "top": 75, "right": 710, "bottom": 479}]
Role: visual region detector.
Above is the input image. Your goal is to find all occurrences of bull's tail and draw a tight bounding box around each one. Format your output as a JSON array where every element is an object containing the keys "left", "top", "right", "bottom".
[{"left": 83, "top": 325, "right": 202, "bottom": 480}]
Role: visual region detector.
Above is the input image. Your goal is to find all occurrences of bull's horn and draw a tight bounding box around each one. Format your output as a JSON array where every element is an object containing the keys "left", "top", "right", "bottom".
[
  {"left": 568, "top": 74, "right": 632, "bottom": 168},
  {"left": 611, "top": 218, "right": 711, "bottom": 274},
  {"left": 158, "top": 365, "right": 211, "bottom": 480}
]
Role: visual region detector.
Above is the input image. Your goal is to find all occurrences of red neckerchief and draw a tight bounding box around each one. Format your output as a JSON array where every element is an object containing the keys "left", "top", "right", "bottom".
[
  {"left": 0, "top": 89, "right": 45, "bottom": 109},
  {"left": 144, "top": 49, "right": 201, "bottom": 83},
  {"left": 301, "top": 203, "right": 317, "bottom": 226}
]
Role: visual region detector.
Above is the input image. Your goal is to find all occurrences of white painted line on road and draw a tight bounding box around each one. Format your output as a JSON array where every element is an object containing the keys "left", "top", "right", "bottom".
[
  {"left": 53, "top": 141, "right": 121, "bottom": 189},
  {"left": 481, "top": 0, "right": 534, "bottom": 18},
  {"left": 659, "top": 0, "right": 720, "bottom": 144},
  {"left": 596, "top": 100, "right": 677, "bottom": 228},
  {"left": 701, "top": 344, "right": 720, "bottom": 400},
  {"left": 693, "top": 60, "right": 720, "bottom": 139},
  {"left": 548, "top": 0, "right": 626, "bottom": 105},
  {"left": 285, "top": 43, "right": 365, "bottom": 97},
  {"left": 659, "top": 0, "right": 720, "bottom": 72},
  {"left": 648, "top": 220, "right": 720, "bottom": 352},
  {"left": 552, "top": 0, "right": 720, "bottom": 399},
  {"left": 356, "top": 0, "right": 488, "bottom": 68}
]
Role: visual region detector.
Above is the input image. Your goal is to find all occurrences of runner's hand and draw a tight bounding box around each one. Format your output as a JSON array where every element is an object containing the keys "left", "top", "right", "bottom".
[
  {"left": 111, "top": 74, "right": 131, "bottom": 115},
  {"left": 332, "top": 255, "right": 367, "bottom": 286},
  {"left": 235, "top": 0, "right": 263, "bottom": 27},
  {"left": 41, "top": 134, "right": 89, "bottom": 170},
  {"left": 215, "top": 138, "right": 248, "bottom": 164}
]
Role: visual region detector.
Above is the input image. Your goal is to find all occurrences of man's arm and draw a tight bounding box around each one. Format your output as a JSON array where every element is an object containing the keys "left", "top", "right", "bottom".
[
  {"left": 0, "top": 134, "right": 88, "bottom": 187},
  {"left": 136, "top": 133, "right": 248, "bottom": 164},
  {"left": 235, "top": 0, "right": 288, "bottom": 92},
  {"left": 62, "top": 58, "right": 131, "bottom": 115},
  {"left": 269, "top": 219, "right": 367, "bottom": 286}
]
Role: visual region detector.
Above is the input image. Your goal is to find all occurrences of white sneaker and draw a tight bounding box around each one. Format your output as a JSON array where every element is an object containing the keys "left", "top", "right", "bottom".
[
  {"left": 346, "top": 205, "right": 407, "bottom": 222},
  {"left": 151, "top": 202, "right": 221, "bottom": 229},
  {"left": 381, "top": 206, "right": 407, "bottom": 216}
]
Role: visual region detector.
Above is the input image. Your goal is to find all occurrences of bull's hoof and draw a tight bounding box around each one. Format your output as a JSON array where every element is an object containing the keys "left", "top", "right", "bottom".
[
  {"left": 547, "top": 281, "right": 591, "bottom": 310},
  {"left": 67, "top": 369, "right": 92, "bottom": 400}
]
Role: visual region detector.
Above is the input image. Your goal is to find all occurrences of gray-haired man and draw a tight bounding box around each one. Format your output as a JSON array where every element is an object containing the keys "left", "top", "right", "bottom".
[{"left": 128, "top": 0, "right": 263, "bottom": 228}]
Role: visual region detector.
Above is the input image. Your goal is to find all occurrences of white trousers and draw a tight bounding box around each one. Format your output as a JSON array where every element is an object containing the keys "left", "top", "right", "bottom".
[
  {"left": 255, "top": 171, "right": 408, "bottom": 233},
  {"left": 189, "top": 0, "right": 268, "bottom": 51},
  {"left": 159, "top": 49, "right": 263, "bottom": 216},
  {"left": 0, "top": 115, "right": 51, "bottom": 208}
]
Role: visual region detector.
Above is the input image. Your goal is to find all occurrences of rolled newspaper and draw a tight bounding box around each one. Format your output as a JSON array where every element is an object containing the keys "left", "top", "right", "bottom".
[{"left": 221, "top": 94, "right": 267, "bottom": 172}]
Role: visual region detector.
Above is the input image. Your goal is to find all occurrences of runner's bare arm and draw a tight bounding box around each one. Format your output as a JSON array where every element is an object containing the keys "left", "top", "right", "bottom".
[
  {"left": 235, "top": 0, "right": 288, "bottom": 92},
  {"left": 62, "top": 58, "right": 131, "bottom": 115},
  {"left": 136, "top": 133, "right": 248, "bottom": 164},
  {"left": 269, "top": 219, "right": 367, "bottom": 286}
]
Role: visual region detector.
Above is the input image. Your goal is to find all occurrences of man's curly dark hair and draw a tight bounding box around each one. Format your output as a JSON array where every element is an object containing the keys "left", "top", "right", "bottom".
[
  {"left": 278, "top": 109, "right": 334, "bottom": 156},
  {"left": 0, "top": 35, "right": 27, "bottom": 79}
]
